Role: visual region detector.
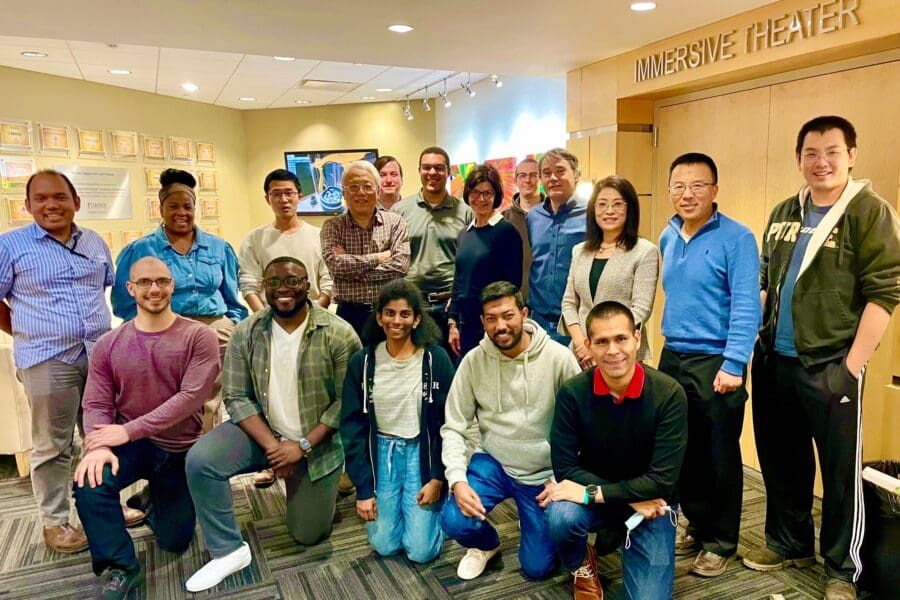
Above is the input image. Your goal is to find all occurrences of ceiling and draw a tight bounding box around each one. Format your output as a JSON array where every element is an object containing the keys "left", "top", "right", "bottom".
[{"left": 0, "top": 0, "right": 776, "bottom": 110}]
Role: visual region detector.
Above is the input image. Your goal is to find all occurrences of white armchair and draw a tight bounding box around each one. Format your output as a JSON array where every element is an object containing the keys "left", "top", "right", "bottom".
[{"left": 0, "top": 343, "right": 31, "bottom": 477}]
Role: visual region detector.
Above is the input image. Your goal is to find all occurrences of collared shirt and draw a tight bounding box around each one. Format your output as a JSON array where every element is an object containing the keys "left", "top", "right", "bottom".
[
  {"left": 393, "top": 191, "right": 473, "bottom": 294},
  {"left": 0, "top": 222, "right": 113, "bottom": 369},
  {"left": 223, "top": 303, "right": 362, "bottom": 481},
  {"left": 112, "top": 226, "right": 248, "bottom": 323},
  {"left": 526, "top": 195, "right": 587, "bottom": 321},
  {"left": 320, "top": 209, "right": 410, "bottom": 304},
  {"left": 593, "top": 362, "right": 646, "bottom": 405}
]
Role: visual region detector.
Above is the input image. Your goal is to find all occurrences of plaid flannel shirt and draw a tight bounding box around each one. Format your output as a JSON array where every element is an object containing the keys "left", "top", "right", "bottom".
[{"left": 222, "top": 302, "right": 362, "bottom": 481}]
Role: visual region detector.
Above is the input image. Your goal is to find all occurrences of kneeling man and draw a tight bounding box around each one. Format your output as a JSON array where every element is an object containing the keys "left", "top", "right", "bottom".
[
  {"left": 74, "top": 257, "right": 220, "bottom": 599},
  {"left": 546, "top": 301, "right": 687, "bottom": 600},
  {"left": 184, "top": 257, "right": 361, "bottom": 592}
]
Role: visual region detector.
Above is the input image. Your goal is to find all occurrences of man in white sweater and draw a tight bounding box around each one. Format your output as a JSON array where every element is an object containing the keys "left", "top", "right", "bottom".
[{"left": 441, "top": 280, "right": 580, "bottom": 581}]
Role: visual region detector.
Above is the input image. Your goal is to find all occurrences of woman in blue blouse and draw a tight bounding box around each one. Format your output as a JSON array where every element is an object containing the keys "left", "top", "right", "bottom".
[{"left": 113, "top": 168, "right": 246, "bottom": 429}]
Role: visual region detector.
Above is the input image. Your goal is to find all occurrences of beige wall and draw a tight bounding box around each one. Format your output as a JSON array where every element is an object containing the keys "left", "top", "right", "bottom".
[{"left": 242, "top": 104, "right": 435, "bottom": 230}]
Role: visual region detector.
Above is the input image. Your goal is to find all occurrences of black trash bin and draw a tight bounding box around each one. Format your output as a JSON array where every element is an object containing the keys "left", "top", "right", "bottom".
[{"left": 860, "top": 459, "right": 900, "bottom": 599}]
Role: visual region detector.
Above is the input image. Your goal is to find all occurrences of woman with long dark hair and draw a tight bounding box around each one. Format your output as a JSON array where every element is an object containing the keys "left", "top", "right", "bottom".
[{"left": 341, "top": 280, "right": 455, "bottom": 563}]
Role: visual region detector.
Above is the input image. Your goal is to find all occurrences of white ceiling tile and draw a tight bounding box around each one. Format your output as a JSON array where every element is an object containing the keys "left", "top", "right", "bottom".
[
  {"left": 0, "top": 59, "right": 82, "bottom": 79},
  {"left": 303, "top": 61, "right": 388, "bottom": 84}
]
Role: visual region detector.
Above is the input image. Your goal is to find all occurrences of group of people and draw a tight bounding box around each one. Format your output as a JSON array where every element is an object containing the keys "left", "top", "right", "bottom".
[{"left": 0, "top": 114, "right": 896, "bottom": 600}]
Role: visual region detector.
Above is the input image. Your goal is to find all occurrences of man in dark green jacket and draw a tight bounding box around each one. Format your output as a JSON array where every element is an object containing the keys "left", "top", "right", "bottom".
[{"left": 745, "top": 115, "right": 900, "bottom": 600}]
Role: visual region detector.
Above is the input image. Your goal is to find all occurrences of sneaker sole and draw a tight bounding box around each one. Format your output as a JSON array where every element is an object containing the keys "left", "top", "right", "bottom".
[
  {"left": 742, "top": 556, "right": 816, "bottom": 572},
  {"left": 46, "top": 541, "right": 89, "bottom": 554}
]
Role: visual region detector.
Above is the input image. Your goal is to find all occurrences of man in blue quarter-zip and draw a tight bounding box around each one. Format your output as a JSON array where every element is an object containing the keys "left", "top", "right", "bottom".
[{"left": 658, "top": 152, "right": 761, "bottom": 579}]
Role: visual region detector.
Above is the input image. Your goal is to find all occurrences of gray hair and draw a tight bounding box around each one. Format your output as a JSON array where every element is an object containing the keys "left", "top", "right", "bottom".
[{"left": 341, "top": 160, "right": 381, "bottom": 188}]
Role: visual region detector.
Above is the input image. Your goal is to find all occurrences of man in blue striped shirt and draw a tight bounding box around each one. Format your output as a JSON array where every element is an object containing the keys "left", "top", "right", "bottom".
[{"left": 0, "top": 170, "right": 114, "bottom": 554}]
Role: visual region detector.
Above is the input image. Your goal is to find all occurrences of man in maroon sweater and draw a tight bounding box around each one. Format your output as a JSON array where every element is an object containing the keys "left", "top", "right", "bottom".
[{"left": 73, "top": 257, "right": 220, "bottom": 600}]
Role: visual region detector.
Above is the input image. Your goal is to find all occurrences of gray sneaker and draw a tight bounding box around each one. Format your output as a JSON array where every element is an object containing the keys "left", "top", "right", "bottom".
[{"left": 742, "top": 547, "right": 816, "bottom": 572}]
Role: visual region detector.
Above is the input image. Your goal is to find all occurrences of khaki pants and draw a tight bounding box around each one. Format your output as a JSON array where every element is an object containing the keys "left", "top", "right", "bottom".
[{"left": 185, "top": 315, "right": 235, "bottom": 433}]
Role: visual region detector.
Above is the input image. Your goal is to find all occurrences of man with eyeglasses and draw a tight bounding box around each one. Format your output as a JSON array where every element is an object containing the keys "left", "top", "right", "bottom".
[
  {"left": 394, "top": 146, "right": 473, "bottom": 351},
  {"left": 657, "top": 152, "right": 761, "bottom": 578},
  {"left": 321, "top": 160, "right": 410, "bottom": 338},
  {"left": 502, "top": 157, "right": 545, "bottom": 299},
  {"left": 185, "top": 256, "right": 361, "bottom": 592},
  {"left": 746, "top": 116, "right": 900, "bottom": 600},
  {"left": 239, "top": 168, "right": 333, "bottom": 313},
  {"left": 73, "top": 257, "right": 219, "bottom": 599},
  {"left": 0, "top": 170, "right": 115, "bottom": 554}
]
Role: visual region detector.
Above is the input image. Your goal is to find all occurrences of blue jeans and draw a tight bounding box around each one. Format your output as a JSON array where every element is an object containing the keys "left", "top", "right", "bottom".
[
  {"left": 441, "top": 452, "right": 557, "bottom": 579},
  {"left": 366, "top": 435, "right": 443, "bottom": 563},
  {"left": 74, "top": 439, "right": 195, "bottom": 575},
  {"left": 546, "top": 500, "right": 676, "bottom": 600},
  {"left": 530, "top": 312, "right": 571, "bottom": 347}
]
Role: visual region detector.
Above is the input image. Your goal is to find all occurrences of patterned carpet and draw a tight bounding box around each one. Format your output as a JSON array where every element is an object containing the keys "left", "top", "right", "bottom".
[{"left": 0, "top": 456, "right": 864, "bottom": 600}]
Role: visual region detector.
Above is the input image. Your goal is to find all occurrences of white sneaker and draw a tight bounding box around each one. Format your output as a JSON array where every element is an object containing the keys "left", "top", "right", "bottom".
[
  {"left": 456, "top": 547, "right": 500, "bottom": 580},
  {"left": 185, "top": 542, "right": 252, "bottom": 592}
]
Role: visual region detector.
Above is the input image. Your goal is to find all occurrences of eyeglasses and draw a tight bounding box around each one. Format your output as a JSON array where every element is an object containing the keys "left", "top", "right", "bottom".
[
  {"left": 800, "top": 148, "right": 847, "bottom": 163},
  {"left": 515, "top": 172, "right": 539, "bottom": 180},
  {"left": 420, "top": 164, "right": 448, "bottom": 174},
  {"left": 131, "top": 277, "right": 173, "bottom": 289},
  {"left": 268, "top": 190, "right": 299, "bottom": 200},
  {"left": 264, "top": 276, "right": 307, "bottom": 289},
  {"left": 668, "top": 182, "right": 714, "bottom": 197},
  {"left": 468, "top": 190, "right": 496, "bottom": 201},
  {"left": 343, "top": 184, "right": 376, "bottom": 194},
  {"left": 595, "top": 200, "right": 627, "bottom": 212}
]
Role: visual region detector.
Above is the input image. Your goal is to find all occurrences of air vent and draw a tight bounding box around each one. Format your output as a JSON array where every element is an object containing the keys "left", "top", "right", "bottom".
[{"left": 299, "top": 79, "right": 358, "bottom": 93}]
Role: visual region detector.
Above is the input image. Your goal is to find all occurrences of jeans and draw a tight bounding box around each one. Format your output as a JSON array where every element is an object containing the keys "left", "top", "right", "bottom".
[
  {"left": 530, "top": 312, "right": 571, "bottom": 347},
  {"left": 73, "top": 439, "right": 195, "bottom": 575},
  {"left": 185, "top": 421, "right": 341, "bottom": 557},
  {"left": 546, "top": 500, "right": 676, "bottom": 600},
  {"left": 441, "top": 452, "right": 557, "bottom": 579},
  {"left": 366, "top": 435, "right": 443, "bottom": 563}
]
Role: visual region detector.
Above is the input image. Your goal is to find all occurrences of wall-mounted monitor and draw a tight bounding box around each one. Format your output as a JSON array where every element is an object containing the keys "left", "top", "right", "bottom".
[{"left": 284, "top": 148, "right": 378, "bottom": 215}]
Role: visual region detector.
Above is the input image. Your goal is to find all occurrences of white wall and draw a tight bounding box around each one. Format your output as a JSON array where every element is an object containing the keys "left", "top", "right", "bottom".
[{"left": 434, "top": 75, "right": 566, "bottom": 165}]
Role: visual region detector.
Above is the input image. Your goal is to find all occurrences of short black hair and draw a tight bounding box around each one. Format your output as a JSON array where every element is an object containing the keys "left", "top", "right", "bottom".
[
  {"left": 264, "top": 256, "right": 307, "bottom": 275},
  {"left": 160, "top": 168, "right": 196, "bottom": 188},
  {"left": 669, "top": 152, "right": 718, "bottom": 184},
  {"left": 26, "top": 169, "right": 78, "bottom": 199},
  {"left": 585, "top": 301, "right": 636, "bottom": 337},
  {"left": 795, "top": 115, "right": 857, "bottom": 155},
  {"left": 264, "top": 168, "right": 302, "bottom": 194},
  {"left": 419, "top": 146, "right": 450, "bottom": 167},
  {"left": 363, "top": 280, "right": 441, "bottom": 348},
  {"left": 374, "top": 155, "right": 403, "bottom": 178},
  {"left": 463, "top": 164, "right": 504, "bottom": 209},
  {"left": 585, "top": 175, "right": 639, "bottom": 252},
  {"left": 480, "top": 281, "right": 525, "bottom": 311}
]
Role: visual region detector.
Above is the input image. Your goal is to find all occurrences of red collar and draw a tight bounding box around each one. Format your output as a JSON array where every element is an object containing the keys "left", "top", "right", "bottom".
[{"left": 593, "top": 362, "right": 645, "bottom": 405}]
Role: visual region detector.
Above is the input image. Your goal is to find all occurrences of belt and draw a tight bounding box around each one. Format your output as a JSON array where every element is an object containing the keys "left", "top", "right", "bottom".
[
  {"left": 427, "top": 291, "right": 452, "bottom": 303},
  {"left": 339, "top": 301, "right": 373, "bottom": 310}
]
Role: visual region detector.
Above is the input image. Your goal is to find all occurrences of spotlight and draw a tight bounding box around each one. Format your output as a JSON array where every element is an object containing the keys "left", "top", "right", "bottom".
[
  {"left": 440, "top": 79, "right": 452, "bottom": 108},
  {"left": 422, "top": 87, "right": 431, "bottom": 112},
  {"left": 404, "top": 97, "right": 414, "bottom": 121},
  {"left": 491, "top": 74, "right": 503, "bottom": 88}
]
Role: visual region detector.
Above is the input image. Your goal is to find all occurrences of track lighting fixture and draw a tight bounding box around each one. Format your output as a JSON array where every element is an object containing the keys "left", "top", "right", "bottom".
[
  {"left": 422, "top": 87, "right": 431, "bottom": 112},
  {"left": 440, "top": 79, "right": 452, "bottom": 108},
  {"left": 403, "top": 97, "right": 413, "bottom": 120},
  {"left": 491, "top": 74, "right": 503, "bottom": 88}
]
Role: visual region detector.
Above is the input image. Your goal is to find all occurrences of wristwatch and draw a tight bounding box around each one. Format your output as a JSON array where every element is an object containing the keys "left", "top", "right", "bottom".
[
  {"left": 299, "top": 437, "right": 312, "bottom": 454},
  {"left": 585, "top": 484, "right": 599, "bottom": 505}
]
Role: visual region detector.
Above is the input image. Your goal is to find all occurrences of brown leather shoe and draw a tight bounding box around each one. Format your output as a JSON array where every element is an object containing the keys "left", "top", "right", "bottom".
[
  {"left": 338, "top": 471, "right": 356, "bottom": 495},
  {"left": 43, "top": 524, "right": 88, "bottom": 553},
  {"left": 691, "top": 550, "right": 730, "bottom": 577},
  {"left": 122, "top": 505, "right": 146, "bottom": 528},
  {"left": 572, "top": 543, "right": 603, "bottom": 600},
  {"left": 675, "top": 529, "right": 700, "bottom": 556},
  {"left": 823, "top": 578, "right": 857, "bottom": 600},
  {"left": 252, "top": 469, "right": 276, "bottom": 489}
]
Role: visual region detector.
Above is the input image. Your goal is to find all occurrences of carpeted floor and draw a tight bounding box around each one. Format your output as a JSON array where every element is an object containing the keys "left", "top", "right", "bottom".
[{"left": 0, "top": 456, "right": 861, "bottom": 599}]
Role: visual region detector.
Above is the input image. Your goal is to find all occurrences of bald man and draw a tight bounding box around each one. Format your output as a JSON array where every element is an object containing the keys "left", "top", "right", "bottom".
[{"left": 73, "top": 257, "right": 220, "bottom": 598}]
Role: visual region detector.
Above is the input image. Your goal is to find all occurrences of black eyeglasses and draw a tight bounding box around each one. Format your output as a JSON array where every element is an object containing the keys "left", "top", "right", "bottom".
[
  {"left": 131, "top": 277, "right": 174, "bottom": 289},
  {"left": 264, "top": 276, "right": 307, "bottom": 289}
]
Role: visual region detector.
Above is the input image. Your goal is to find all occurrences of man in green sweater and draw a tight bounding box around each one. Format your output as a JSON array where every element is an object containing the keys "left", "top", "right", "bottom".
[{"left": 546, "top": 301, "right": 687, "bottom": 600}]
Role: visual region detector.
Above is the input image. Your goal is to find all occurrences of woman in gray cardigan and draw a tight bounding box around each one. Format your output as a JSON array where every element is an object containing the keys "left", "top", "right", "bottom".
[{"left": 559, "top": 175, "right": 659, "bottom": 369}]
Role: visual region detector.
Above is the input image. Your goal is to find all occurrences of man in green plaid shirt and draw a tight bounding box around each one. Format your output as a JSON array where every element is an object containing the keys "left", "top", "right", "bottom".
[{"left": 184, "top": 256, "right": 361, "bottom": 593}]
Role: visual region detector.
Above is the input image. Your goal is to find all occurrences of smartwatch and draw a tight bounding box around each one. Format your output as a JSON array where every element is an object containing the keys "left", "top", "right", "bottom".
[
  {"left": 585, "top": 484, "right": 599, "bottom": 505},
  {"left": 299, "top": 437, "right": 312, "bottom": 454}
]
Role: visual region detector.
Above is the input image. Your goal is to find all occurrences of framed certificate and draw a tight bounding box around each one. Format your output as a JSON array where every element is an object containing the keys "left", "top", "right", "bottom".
[
  {"left": 98, "top": 231, "right": 114, "bottom": 251},
  {"left": 142, "top": 135, "right": 165, "bottom": 160},
  {"left": 39, "top": 124, "right": 70, "bottom": 153},
  {"left": 0, "top": 119, "right": 33, "bottom": 153},
  {"left": 148, "top": 198, "right": 161, "bottom": 219},
  {"left": 198, "top": 171, "right": 218, "bottom": 191},
  {"left": 7, "top": 198, "right": 31, "bottom": 223},
  {"left": 77, "top": 128, "right": 106, "bottom": 156},
  {"left": 110, "top": 130, "right": 138, "bottom": 159},
  {"left": 121, "top": 230, "right": 144, "bottom": 245},
  {"left": 200, "top": 198, "right": 219, "bottom": 218},
  {"left": 0, "top": 156, "right": 36, "bottom": 188},
  {"left": 170, "top": 137, "right": 192, "bottom": 162},
  {"left": 196, "top": 142, "right": 216, "bottom": 164},
  {"left": 144, "top": 167, "right": 163, "bottom": 189},
  {"left": 205, "top": 224, "right": 222, "bottom": 237}
]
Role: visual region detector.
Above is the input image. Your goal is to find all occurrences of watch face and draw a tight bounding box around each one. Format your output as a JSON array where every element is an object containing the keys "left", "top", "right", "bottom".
[{"left": 587, "top": 485, "right": 598, "bottom": 495}]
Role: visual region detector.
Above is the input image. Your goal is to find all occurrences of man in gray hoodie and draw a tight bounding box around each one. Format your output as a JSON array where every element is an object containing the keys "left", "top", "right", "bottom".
[{"left": 440, "top": 280, "right": 581, "bottom": 581}]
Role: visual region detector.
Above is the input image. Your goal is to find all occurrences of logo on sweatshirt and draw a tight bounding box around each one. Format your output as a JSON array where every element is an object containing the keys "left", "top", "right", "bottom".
[{"left": 766, "top": 220, "right": 840, "bottom": 249}]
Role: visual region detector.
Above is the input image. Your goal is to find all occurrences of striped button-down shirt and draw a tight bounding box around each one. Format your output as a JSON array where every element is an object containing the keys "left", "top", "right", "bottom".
[
  {"left": 320, "top": 209, "right": 410, "bottom": 304},
  {"left": 223, "top": 303, "right": 361, "bottom": 481},
  {"left": 0, "top": 222, "right": 114, "bottom": 369}
]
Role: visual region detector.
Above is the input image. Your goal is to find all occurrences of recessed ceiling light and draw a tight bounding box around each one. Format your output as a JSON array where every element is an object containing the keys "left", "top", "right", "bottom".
[
  {"left": 295, "top": 99, "right": 311, "bottom": 104},
  {"left": 181, "top": 82, "right": 199, "bottom": 92},
  {"left": 361, "top": 95, "right": 376, "bottom": 100},
  {"left": 21, "top": 51, "right": 47, "bottom": 58},
  {"left": 273, "top": 56, "right": 296, "bottom": 61},
  {"left": 239, "top": 97, "right": 256, "bottom": 102},
  {"left": 630, "top": 2, "right": 657, "bottom": 11},
  {"left": 387, "top": 24, "right": 414, "bottom": 33},
  {"left": 375, "top": 88, "right": 392, "bottom": 92},
  {"left": 108, "top": 69, "right": 131, "bottom": 75}
]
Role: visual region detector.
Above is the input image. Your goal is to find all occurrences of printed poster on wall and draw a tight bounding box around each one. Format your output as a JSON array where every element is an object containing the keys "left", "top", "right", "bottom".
[{"left": 53, "top": 164, "right": 132, "bottom": 220}]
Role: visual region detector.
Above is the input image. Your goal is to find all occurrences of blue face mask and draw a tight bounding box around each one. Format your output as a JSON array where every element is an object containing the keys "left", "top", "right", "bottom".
[{"left": 624, "top": 505, "right": 677, "bottom": 550}]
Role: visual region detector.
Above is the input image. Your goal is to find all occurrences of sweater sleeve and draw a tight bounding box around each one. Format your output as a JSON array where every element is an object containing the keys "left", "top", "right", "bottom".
[
  {"left": 630, "top": 243, "right": 660, "bottom": 327},
  {"left": 721, "top": 230, "right": 762, "bottom": 375},
  {"left": 440, "top": 356, "right": 478, "bottom": 488},
  {"left": 238, "top": 232, "right": 263, "bottom": 299},
  {"left": 500, "top": 223, "right": 524, "bottom": 289},
  {"left": 856, "top": 198, "right": 900, "bottom": 315},
  {"left": 340, "top": 350, "right": 375, "bottom": 499},
  {"left": 550, "top": 383, "right": 601, "bottom": 485},
  {"left": 428, "top": 347, "right": 456, "bottom": 483}
]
